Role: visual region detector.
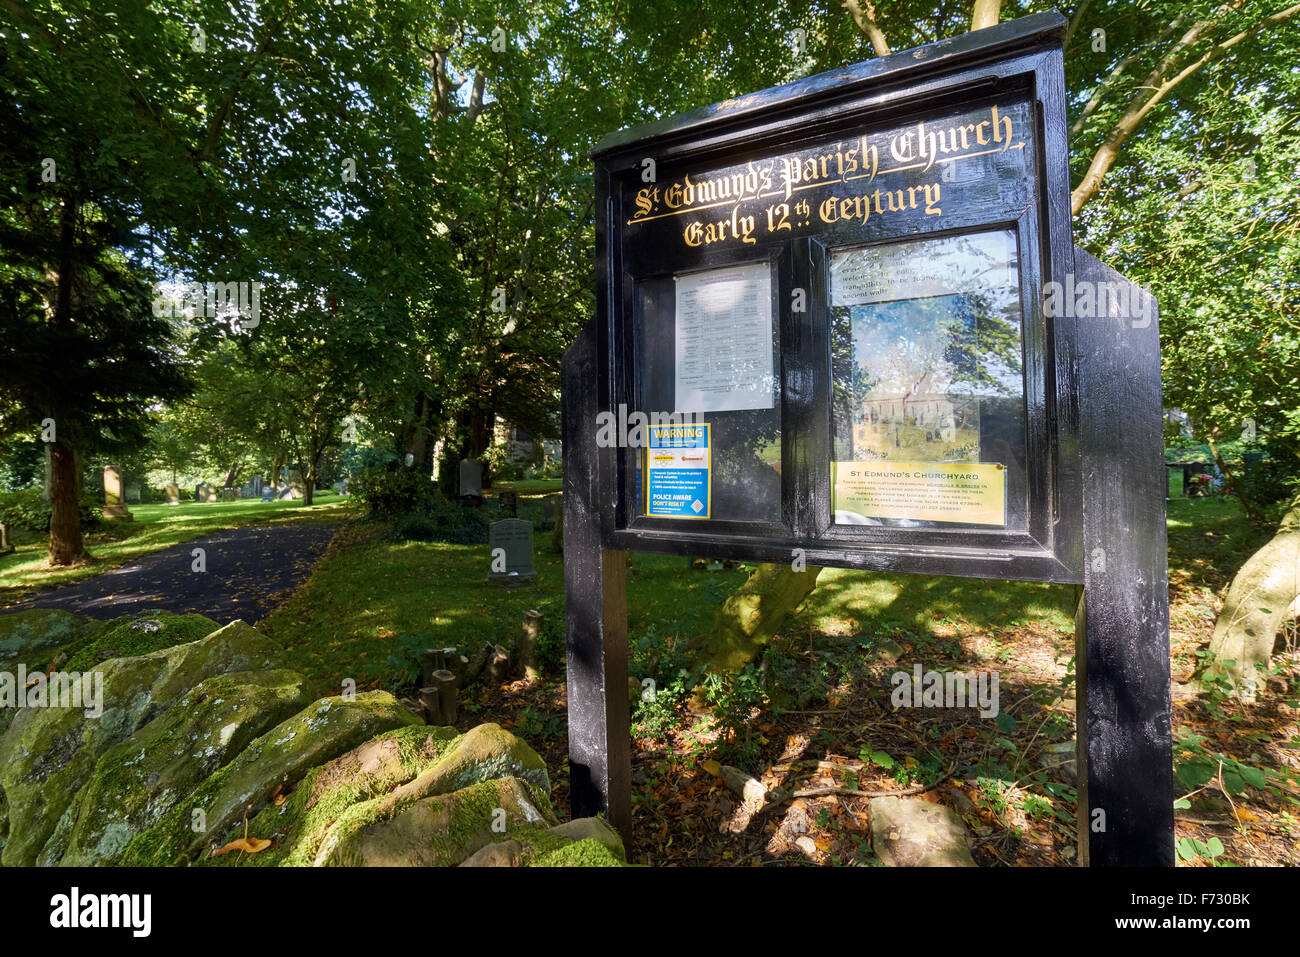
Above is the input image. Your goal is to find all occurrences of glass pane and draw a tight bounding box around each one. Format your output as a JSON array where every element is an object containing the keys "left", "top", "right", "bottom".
[
  {"left": 830, "top": 229, "right": 1026, "bottom": 529},
  {"left": 634, "top": 262, "right": 782, "bottom": 524}
]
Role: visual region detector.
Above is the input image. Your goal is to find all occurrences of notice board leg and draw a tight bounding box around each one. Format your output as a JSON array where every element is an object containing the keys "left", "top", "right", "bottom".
[
  {"left": 562, "top": 318, "right": 632, "bottom": 842},
  {"left": 1074, "top": 247, "right": 1174, "bottom": 866}
]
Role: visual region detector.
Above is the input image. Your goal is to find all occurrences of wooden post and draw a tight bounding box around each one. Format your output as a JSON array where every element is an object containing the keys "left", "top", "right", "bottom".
[
  {"left": 1073, "top": 248, "right": 1174, "bottom": 866},
  {"left": 562, "top": 318, "right": 631, "bottom": 842},
  {"left": 519, "top": 609, "right": 543, "bottom": 681}
]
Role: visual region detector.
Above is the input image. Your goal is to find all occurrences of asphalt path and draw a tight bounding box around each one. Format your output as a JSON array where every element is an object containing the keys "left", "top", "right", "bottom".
[{"left": 5, "top": 523, "right": 339, "bottom": 624}]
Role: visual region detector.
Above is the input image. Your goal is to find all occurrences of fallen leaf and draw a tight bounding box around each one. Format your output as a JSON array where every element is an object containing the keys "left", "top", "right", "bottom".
[
  {"left": 701, "top": 759, "right": 722, "bottom": 777},
  {"left": 211, "top": 837, "right": 271, "bottom": 857}
]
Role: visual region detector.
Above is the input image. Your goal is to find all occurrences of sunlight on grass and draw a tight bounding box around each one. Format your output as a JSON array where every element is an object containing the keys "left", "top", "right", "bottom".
[{"left": 0, "top": 494, "right": 353, "bottom": 605}]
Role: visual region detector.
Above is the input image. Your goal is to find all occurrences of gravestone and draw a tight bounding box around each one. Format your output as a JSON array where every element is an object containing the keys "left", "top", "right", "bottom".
[
  {"left": 459, "top": 459, "right": 483, "bottom": 505},
  {"left": 0, "top": 522, "right": 12, "bottom": 555},
  {"left": 101, "top": 466, "right": 132, "bottom": 520},
  {"left": 540, "top": 495, "right": 557, "bottom": 530},
  {"left": 331, "top": 479, "right": 349, "bottom": 495},
  {"left": 195, "top": 482, "right": 218, "bottom": 503},
  {"left": 240, "top": 481, "right": 254, "bottom": 498},
  {"left": 219, "top": 487, "right": 239, "bottom": 502},
  {"left": 164, "top": 483, "right": 181, "bottom": 505},
  {"left": 499, "top": 490, "right": 518, "bottom": 517},
  {"left": 261, "top": 485, "right": 275, "bottom": 502},
  {"left": 487, "top": 518, "right": 537, "bottom": 587}
]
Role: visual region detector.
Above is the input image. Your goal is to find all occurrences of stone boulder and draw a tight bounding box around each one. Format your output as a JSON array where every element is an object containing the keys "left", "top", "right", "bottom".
[
  {"left": 869, "top": 795, "right": 976, "bottom": 867},
  {"left": 0, "top": 619, "right": 282, "bottom": 866},
  {"left": 53, "top": 668, "right": 313, "bottom": 866},
  {"left": 0, "top": 612, "right": 625, "bottom": 868}
]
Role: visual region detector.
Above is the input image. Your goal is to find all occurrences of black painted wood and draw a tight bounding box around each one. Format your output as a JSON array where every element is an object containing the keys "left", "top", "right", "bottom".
[
  {"left": 565, "top": 12, "right": 1172, "bottom": 866},
  {"left": 1072, "top": 248, "right": 1173, "bottom": 867},
  {"left": 561, "top": 318, "right": 631, "bottom": 841}
]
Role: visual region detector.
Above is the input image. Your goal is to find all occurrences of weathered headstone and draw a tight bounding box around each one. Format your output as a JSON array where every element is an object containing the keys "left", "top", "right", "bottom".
[
  {"left": 251, "top": 475, "right": 264, "bottom": 497},
  {"left": 101, "top": 466, "right": 132, "bottom": 520},
  {"left": 240, "top": 481, "right": 254, "bottom": 498},
  {"left": 260, "top": 486, "right": 275, "bottom": 502},
  {"left": 487, "top": 518, "right": 537, "bottom": 586},
  {"left": 164, "top": 483, "right": 181, "bottom": 505},
  {"left": 459, "top": 459, "right": 483, "bottom": 504},
  {"left": 195, "top": 482, "right": 218, "bottom": 503},
  {"left": 219, "top": 487, "right": 239, "bottom": 502}
]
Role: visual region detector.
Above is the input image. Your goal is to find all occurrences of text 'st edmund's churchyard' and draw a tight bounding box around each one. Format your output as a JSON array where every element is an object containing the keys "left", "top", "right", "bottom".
[{"left": 2, "top": 0, "right": 1298, "bottom": 939}]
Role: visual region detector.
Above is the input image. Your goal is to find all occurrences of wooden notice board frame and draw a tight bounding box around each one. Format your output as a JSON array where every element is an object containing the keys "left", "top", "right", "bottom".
[{"left": 563, "top": 11, "right": 1172, "bottom": 867}]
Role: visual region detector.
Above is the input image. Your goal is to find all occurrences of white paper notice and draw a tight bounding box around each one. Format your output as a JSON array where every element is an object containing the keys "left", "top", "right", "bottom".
[{"left": 674, "top": 262, "right": 774, "bottom": 413}]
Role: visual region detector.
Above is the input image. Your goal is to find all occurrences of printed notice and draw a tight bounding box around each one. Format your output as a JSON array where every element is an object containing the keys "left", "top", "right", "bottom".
[
  {"left": 675, "top": 263, "right": 774, "bottom": 413},
  {"left": 645, "top": 423, "right": 711, "bottom": 519},
  {"left": 833, "top": 460, "right": 1006, "bottom": 526}
]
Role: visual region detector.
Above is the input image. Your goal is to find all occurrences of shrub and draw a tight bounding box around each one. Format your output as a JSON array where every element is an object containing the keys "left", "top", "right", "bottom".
[
  {"left": 387, "top": 498, "right": 489, "bottom": 545},
  {"left": 353, "top": 464, "right": 439, "bottom": 518},
  {"left": 0, "top": 486, "right": 101, "bottom": 532}
]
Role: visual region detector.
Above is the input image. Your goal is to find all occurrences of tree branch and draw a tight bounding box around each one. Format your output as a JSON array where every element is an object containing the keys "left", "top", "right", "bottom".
[
  {"left": 1065, "top": 0, "right": 1095, "bottom": 49},
  {"left": 842, "top": 0, "right": 890, "bottom": 57},
  {"left": 970, "top": 0, "right": 1002, "bottom": 32},
  {"left": 1071, "top": 2, "right": 1298, "bottom": 215}
]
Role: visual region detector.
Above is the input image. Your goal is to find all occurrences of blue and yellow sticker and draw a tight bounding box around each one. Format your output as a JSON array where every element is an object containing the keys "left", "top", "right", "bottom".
[{"left": 644, "top": 422, "right": 711, "bottom": 519}]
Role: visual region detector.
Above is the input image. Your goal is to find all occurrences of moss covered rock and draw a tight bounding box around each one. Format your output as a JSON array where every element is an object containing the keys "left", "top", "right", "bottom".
[
  {"left": 531, "top": 836, "right": 627, "bottom": 867},
  {"left": 0, "top": 609, "right": 109, "bottom": 672},
  {"left": 358, "top": 722, "right": 550, "bottom": 823},
  {"left": 53, "top": 668, "right": 313, "bottom": 866},
  {"left": 209, "top": 724, "right": 462, "bottom": 867},
  {"left": 0, "top": 619, "right": 284, "bottom": 866},
  {"left": 121, "top": 690, "right": 422, "bottom": 866},
  {"left": 59, "top": 613, "right": 220, "bottom": 673},
  {"left": 317, "top": 775, "right": 557, "bottom": 866}
]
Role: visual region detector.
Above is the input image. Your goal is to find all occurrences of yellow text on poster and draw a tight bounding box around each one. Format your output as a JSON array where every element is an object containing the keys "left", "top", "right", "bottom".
[{"left": 833, "top": 461, "right": 1006, "bottom": 526}]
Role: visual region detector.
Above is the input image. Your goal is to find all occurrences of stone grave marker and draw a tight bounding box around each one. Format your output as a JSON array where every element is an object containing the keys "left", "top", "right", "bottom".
[
  {"left": 459, "top": 459, "right": 483, "bottom": 505},
  {"left": 102, "top": 466, "right": 132, "bottom": 520},
  {"left": 164, "top": 483, "right": 181, "bottom": 505},
  {"left": 195, "top": 482, "right": 218, "bottom": 503},
  {"left": 487, "top": 518, "right": 537, "bottom": 586},
  {"left": 251, "top": 475, "right": 264, "bottom": 497},
  {"left": 240, "top": 481, "right": 254, "bottom": 498},
  {"left": 261, "top": 485, "right": 275, "bottom": 502}
]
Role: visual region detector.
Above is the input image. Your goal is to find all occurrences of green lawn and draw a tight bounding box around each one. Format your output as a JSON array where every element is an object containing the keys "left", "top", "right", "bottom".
[
  {"left": 0, "top": 494, "right": 353, "bottom": 606},
  {"left": 490, "top": 478, "right": 562, "bottom": 495}
]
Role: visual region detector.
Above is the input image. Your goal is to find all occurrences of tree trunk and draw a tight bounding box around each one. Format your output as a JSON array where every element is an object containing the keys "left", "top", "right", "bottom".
[
  {"left": 223, "top": 463, "right": 240, "bottom": 489},
  {"left": 47, "top": 440, "right": 86, "bottom": 566},
  {"left": 689, "top": 563, "right": 824, "bottom": 673},
  {"left": 1200, "top": 495, "right": 1300, "bottom": 697}
]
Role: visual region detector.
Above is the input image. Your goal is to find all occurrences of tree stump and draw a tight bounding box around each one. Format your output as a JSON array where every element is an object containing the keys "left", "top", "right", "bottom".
[
  {"left": 518, "top": 610, "right": 543, "bottom": 681},
  {"left": 486, "top": 644, "right": 510, "bottom": 685}
]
